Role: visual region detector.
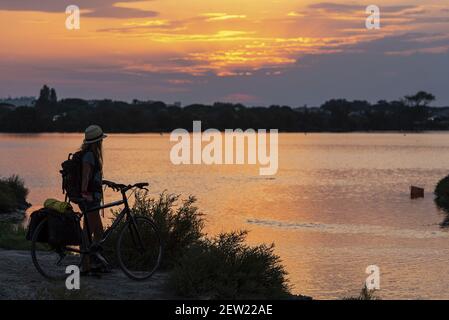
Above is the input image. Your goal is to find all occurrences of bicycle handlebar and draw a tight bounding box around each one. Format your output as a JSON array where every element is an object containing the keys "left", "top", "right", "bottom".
[
  {"left": 103, "top": 180, "right": 149, "bottom": 192},
  {"left": 134, "top": 182, "right": 149, "bottom": 189}
]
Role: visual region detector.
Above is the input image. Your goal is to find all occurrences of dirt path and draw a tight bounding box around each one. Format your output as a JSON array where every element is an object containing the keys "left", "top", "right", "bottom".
[{"left": 0, "top": 249, "right": 175, "bottom": 300}]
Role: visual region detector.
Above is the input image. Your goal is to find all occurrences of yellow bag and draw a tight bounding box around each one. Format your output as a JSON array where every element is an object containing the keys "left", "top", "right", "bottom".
[{"left": 43, "top": 198, "right": 73, "bottom": 214}]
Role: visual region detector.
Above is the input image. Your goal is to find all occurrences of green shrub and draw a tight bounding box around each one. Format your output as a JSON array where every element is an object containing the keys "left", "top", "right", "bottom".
[
  {"left": 104, "top": 191, "right": 204, "bottom": 269},
  {"left": 169, "top": 230, "right": 291, "bottom": 299},
  {"left": 0, "top": 175, "right": 29, "bottom": 213},
  {"left": 435, "top": 174, "right": 449, "bottom": 213}
]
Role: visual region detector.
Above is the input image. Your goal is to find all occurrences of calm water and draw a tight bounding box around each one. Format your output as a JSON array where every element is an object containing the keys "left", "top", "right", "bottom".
[{"left": 2, "top": 132, "right": 449, "bottom": 299}]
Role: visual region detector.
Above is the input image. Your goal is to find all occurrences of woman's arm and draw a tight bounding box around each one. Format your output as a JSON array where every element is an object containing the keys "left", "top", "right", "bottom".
[{"left": 81, "top": 161, "right": 93, "bottom": 201}]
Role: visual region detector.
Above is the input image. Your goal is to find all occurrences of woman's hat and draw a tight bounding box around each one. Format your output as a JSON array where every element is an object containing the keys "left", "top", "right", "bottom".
[{"left": 83, "top": 125, "right": 108, "bottom": 144}]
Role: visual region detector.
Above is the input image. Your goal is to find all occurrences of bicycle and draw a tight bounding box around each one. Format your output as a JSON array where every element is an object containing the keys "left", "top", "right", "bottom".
[{"left": 31, "top": 181, "right": 162, "bottom": 281}]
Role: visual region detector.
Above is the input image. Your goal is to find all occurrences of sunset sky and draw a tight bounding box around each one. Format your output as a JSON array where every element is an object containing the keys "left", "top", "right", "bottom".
[{"left": 1, "top": 0, "right": 448, "bottom": 106}]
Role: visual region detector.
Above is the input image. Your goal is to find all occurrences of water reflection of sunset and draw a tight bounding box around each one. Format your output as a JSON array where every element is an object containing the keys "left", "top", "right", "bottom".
[{"left": 3, "top": 132, "right": 449, "bottom": 298}]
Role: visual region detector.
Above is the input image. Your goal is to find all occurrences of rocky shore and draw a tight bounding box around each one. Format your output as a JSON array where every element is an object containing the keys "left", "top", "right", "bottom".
[{"left": 0, "top": 249, "right": 174, "bottom": 300}]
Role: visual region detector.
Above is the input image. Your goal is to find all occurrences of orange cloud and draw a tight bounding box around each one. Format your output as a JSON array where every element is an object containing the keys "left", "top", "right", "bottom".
[
  {"left": 1, "top": 0, "right": 449, "bottom": 80},
  {"left": 202, "top": 13, "right": 247, "bottom": 21}
]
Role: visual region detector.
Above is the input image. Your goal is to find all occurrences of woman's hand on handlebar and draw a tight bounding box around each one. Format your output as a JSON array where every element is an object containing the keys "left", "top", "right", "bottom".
[
  {"left": 122, "top": 182, "right": 149, "bottom": 192},
  {"left": 103, "top": 180, "right": 124, "bottom": 191}
]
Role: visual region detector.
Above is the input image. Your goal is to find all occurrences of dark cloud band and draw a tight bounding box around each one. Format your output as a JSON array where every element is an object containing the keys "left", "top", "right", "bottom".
[{"left": 0, "top": 0, "right": 158, "bottom": 18}]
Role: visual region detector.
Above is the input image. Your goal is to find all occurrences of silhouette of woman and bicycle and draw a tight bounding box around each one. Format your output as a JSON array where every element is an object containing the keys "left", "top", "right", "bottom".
[{"left": 30, "top": 125, "right": 162, "bottom": 281}]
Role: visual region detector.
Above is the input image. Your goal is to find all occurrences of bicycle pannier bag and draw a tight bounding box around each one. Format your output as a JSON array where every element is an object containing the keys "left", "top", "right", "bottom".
[
  {"left": 47, "top": 211, "right": 81, "bottom": 246},
  {"left": 26, "top": 208, "right": 50, "bottom": 242}
]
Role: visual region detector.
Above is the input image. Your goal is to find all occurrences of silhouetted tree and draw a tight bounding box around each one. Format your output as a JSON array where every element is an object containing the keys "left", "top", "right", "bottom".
[
  {"left": 405, "top": 91, "right": 435, "bottom": 108},
  {"left": 49, "top": 88, "right": 57, "bottom": 103},
  {"left": 36, "top": 85, "right": 51, "bottom": 108}
]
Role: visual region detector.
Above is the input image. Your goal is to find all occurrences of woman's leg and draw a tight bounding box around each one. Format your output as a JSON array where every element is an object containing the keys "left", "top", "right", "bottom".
[
  {"left": 81, "top": 207, "right": 104, "bottom": 272},
  {"left": 87, "top": 210, "right": 104, "bottom": 242},
  {"left": 79, "top": 200, "right": 104, "bottom": 242}
]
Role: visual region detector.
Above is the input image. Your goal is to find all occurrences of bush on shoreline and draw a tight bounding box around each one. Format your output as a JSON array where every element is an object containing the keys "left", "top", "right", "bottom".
[
  {"left": 434, "top": 174, "right": 449, "bottom": 212},
  {"left": 0, "top": 175, "right": 29, "bottom": 213},
  {"left": 169, "top": 230, "right": 291, "bottom": 299}
]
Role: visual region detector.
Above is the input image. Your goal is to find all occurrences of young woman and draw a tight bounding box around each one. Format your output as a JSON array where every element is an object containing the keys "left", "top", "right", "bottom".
[{"left": 80, "top": 125, "right": 107, "bottom": 243}]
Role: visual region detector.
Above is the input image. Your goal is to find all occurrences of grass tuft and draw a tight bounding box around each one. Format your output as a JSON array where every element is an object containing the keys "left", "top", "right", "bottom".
[
  {"left": 0, "top": 223, "right": 30, "bottom": 250},
  {"left": 343, "top": 285, "right": 380, "bottom": 300}
]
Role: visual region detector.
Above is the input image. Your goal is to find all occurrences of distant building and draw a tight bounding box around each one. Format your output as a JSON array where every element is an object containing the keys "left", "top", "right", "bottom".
[
  {"left": 348, "top": 110, "right": 366, "bottom": 118},
  {"left": 87, "top": 100, "right": 100, "bottom": 107},
  {"left": 0, "top": 96, "right": 36, "bottom": 107},
  {"left": 52, "top": 112, "right": 67, "bottom": 122},
  {"left": 428, "top": 108, "right": 449, "bottom": 121}
]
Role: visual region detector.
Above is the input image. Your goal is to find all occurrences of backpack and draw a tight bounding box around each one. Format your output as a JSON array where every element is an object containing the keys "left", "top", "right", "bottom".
[
  {"left": 61, "top": 150, "right": 102, "bottom": 204},
  {"left": 60, "top": 151, "right": 85, "bottom": 203}
]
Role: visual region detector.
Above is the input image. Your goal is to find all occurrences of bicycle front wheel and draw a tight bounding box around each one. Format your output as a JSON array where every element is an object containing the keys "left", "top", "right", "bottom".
[{"left": 116, "top": 216, "right": 162, "bottom": 280}]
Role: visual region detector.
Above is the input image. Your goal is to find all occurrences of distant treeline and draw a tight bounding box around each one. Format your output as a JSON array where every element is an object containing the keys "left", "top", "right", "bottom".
[{"left": 1, "top": 86, "right": 448, "bottom": 132}]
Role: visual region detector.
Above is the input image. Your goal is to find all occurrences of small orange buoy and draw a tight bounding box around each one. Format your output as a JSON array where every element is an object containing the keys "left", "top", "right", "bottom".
[{"left": 410, "top": 186, "right": 424, "bottom": 199}]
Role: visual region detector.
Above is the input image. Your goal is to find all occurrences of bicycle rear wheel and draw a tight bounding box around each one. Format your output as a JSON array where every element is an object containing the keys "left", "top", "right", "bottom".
[
  {"left": 31, "top": 218, "right": 85, "bottom": 280},
  {"left": 116, "top": 216, "right": 162, "bottom": 280}
]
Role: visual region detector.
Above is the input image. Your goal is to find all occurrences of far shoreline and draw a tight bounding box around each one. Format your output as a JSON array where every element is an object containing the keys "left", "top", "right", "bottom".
[{"left": 2, "top": 130, "right": 449, "bottom": 135}]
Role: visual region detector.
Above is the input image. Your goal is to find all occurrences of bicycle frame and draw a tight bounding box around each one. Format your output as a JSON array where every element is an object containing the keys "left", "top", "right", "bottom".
[{"left": 69, "top": 189, "right": 137, "bottom": 254}]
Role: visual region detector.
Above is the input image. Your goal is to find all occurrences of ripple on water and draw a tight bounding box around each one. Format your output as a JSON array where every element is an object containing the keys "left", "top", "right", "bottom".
[{"left": 247, "top": 218, "right": 449, "bottom": 239}]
